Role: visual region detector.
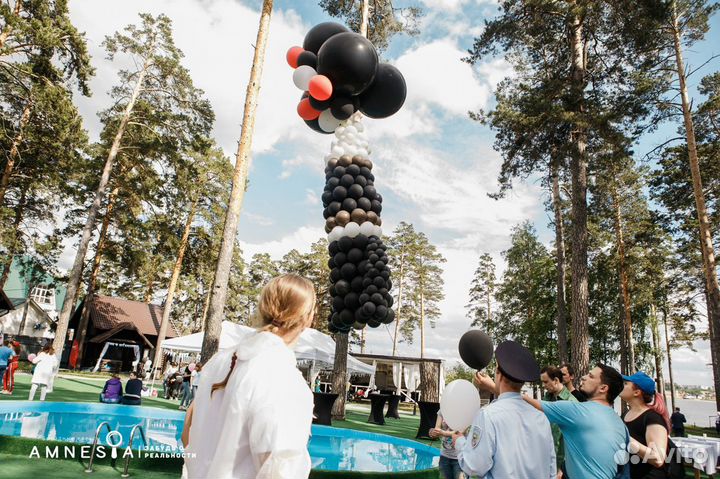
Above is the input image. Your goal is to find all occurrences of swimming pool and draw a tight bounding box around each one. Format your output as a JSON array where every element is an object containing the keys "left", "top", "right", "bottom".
[{"left": 0, "top": 401, "right": 439, "bottom": 473}]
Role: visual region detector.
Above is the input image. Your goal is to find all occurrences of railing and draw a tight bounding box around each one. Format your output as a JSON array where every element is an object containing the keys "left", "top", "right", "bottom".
[
  {"left": 121, "top": 424, "right": 148, "bottom": 478},
  {"left": 84, "top": 422, "right": 113, "bottom": 473}
]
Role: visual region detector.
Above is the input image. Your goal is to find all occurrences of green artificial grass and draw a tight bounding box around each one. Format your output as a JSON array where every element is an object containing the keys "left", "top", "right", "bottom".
[{"left": 2, "top": 373, "right": 183, "bottom": 410}]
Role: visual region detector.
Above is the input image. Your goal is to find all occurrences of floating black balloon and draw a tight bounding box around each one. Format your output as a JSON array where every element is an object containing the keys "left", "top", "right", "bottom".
[
  {"left": 297, "top": 50, "right": 318, "bottom": 69},
  {"left": 309, "top": 95, "right": 332, "bottom": 111},
  {"left": 303, "top": 22, "right": 349, "bottom": 54},
  {"left": 331, "top": 96, "right": 355, "bottom": 121},
  {"left": 458, "top": 330, "right": 494, "bottom": 370},
  {"left": 317, "top": 32, "right": 378, "bottom": 96},
  {"left": 359, "top": 63, "right": 407, "bottom": 119},
  {"left": 304, "top": 118, "right": 331, "bottom": 134}
]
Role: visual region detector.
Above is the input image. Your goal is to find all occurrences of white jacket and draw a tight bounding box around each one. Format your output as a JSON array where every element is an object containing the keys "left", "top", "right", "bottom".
[
  {"left": 31, "top": 352, "right": 59, "bottom": 389},
  {"left": 183, "top": 331, "right": 313, "bottom": 479}
]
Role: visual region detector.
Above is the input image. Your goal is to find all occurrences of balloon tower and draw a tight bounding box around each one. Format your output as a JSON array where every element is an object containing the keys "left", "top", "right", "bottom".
[{"left": 286, "top": 22, "right": 407, "bottom": 333}]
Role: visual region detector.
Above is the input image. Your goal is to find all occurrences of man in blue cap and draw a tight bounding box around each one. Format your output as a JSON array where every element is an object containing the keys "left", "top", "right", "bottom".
[{"left": 452, "top": 340, "right": 556, "bottom": 479}]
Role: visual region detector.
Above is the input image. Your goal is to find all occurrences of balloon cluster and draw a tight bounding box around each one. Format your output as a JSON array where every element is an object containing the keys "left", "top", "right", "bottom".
[
  {"left": 324, "top": 116, "right": 394, "bottom": 333},
  {"left": 287, "top": 22, "right": 407, "bottom": 134}
]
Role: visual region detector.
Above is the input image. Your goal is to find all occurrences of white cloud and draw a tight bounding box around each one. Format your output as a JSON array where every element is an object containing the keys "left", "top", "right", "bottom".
[
  {"left": 304, "top": 189, "right": 319, "bottom": 206},
  {"left": 239, "top": 224, "right": 325, "bottom": 260},
  {"left": 394, "top": 39, "right": 490, "bottom": 117},
  {"left": 243, "top": 212, "right": 274, "bottom": 227}
]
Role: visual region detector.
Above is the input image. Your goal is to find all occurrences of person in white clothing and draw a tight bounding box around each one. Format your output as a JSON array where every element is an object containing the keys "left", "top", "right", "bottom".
[
  {"left": 29, "top": 345, "right": 59, "bottom": 401},
  {"left": 182, "top": 274, "right": 316, "bottom": 479}
]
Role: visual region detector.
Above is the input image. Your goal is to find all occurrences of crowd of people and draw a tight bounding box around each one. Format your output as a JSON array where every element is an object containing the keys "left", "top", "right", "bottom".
[{"left": 161, "top": 360, "right": 203, "bottom": 410}]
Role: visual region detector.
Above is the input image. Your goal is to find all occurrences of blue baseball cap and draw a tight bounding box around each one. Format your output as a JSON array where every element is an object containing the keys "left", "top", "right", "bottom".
[{"left": 622, "top": 372, "right": 656, "bottom": 395}]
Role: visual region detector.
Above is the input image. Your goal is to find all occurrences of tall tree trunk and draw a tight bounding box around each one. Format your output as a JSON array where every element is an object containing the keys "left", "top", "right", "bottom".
[
  {"left": 331, "top": 332, "right": 348, "bottom": 420},
  {"left": 671, "top": 2, "right": 720, "bottom": 411},
  {"left": 551, "top": 155, "right": 568, "bottom": 364},
  {"left": 0, "top": 103, "right": 31, "bottom": 207},
  {"left": 392, "top": 256, "right": 405, "bottom": 355},
  {"left": 612, "top": 187, "right": 635, "bottom": 372},
  {"left": 196, "top": 285, "right": 212, "bottom": 332},
  {"left": 0, "top": 189, "right": 25, "bottom": 289},
  {"left": 75, "top": 186, "right": 119, "bottom": 367},
  {"left": 420, "top": 361, "right": 439, "bottom": 402},
  {"left": 420, "top": 289, "right": 425, "bottom": 359},
  {"left": 360, "top": 328, "right": 365, "bottom": 353},
  {"left": 568, "top": 7, "right": 590, "bottom": 377},
  {"left": 0, "top": 0, "right": 22, "bottom": 52},
  {"left": 650, "top": 304, "right": 665, "bottom": 397},
  {"left": 661, "top": 307, "right": 676, "bottom": 411},
  {"left": 360, "top": 0, "right": 369, "bottom": 37},
  {"left": 201, "top": 0, "right": 274, "bottom": 361},
  {"left": 53, "top": 61, "right": 149, "bottom": 358},
  {"left": 152, "top": 197, "right": 198, "bottom": 378}
]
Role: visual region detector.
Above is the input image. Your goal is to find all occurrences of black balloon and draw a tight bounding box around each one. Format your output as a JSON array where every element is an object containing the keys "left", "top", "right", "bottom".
[
  {"left": 358, "top": 63, "right": 407, "bottom": 119},
  {"left": 332, "top": 296, "right": 344, "bottom": 312},
  {"left": 347, "top": 248, "right": 364, "bottom": 263},
  {"left": 354, "top": 175, "right": 368, "bottom": 188},
  {"left": 348, "top": 184, "right": 364, "bottom": 199},
  {"left": 342, "top": 197, "right": 357, "bottom": 212},
  {"left": 350, "top": 276, "right": 364, "bottom": 292},
  {"left": 458, "top": 330, "right": 494, "bottom": 370},
  {"left": 309, "top": 95, "right": 332, "bottom": 111},
  {"left": 334, "top": 252, "right": 347, "bottom": 267},
  {"left": 328, "top": 241, "right": 339, "bottom": 256},
  {"left": 341, "top": 262, "right": 357, "bottom": 280},
  {"left": 335, "top": 279, "right": 351, "bottom": 296},
  {"left": 363, "top": 185, "right": 377, "bottom": 200},
  {"left": 340, "top": 174, "right": 355, "bottom": 188},
  {"left": 362, "top": 302, "right": 376, "bottom": 315},
  {"left": 352, "top": 234, "right": 368, "bottom": 249},
  {"left": 344, "top": 292, "right": 360, "bottom": 309},
  {"left": 357, "top": 197, "right": 372, "bottom": 211},
  {"left": 321, "top": 191, "right": 332, "bottom": 206},
  {"left": 333, "top": 165, "right": 346, "bottom": 177},
  {"left": 332, "top": 186, "right": 347, "bottom": 201},
  {"left": 368, "top": 319, "right": 381, "bottom": 328},
  {"left": 373, "top": 276, "right": 385, "bottom": 288},
  {"left": 327, "top": 177, "right": 340, "bottom": 188},
  {"left": 346, "top": 164, "right": 360, "bottom": 176},
  {"left": 371, "top": 200, "right": 382, "bottom": 214},
  {"left": 359, "top": 167, "right": 372, "bottom": 179},
  {"left": 317, "top": 32, "right": 378, "bottom": 96},
  {"left": 359, "top": 293, "right": 370, "bottom": 304},
  {"left": 297, "top": 50, "right": 318, "bottom": 68},
  {"left": 328, "top": 201, "right": 341, "bottom": 216},
  {"left": 303, "top": 22, "right": 349, "bottom": 54},
  {"left": 338, "top": 236, "right": 353, "bottom": 252},
  {"left": 376, "top": 305, "right": 388, "bottom": 319},
  {"left": 339, "top": 308, "right": 355, "bottom": 325},
  {"left": 330, "top": 96, "right": 355, "bottom": 121},
  {"left": 330, "top": 268, "right": 341, "bottom": 283}
]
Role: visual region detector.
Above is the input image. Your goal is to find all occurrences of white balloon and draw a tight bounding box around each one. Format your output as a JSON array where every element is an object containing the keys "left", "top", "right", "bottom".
[
  {"left": 335, "top": 126, "right": 346, "bottom": 137},
  {"left": 440, "top": 380, "right": 481, "bottom": 431},
  {"left": 344, "top": 222, "right": 360, "bottom": 238},
  {"left": 359, "top": 221, "right": 375, "bottom": 237},
  {"left": 355, "top": 122, "right": 364, "bottom": 132},
  {"left": 319, "top": 109, "right": 342, "bottom": 133},
  {"left": 331, "top": 145, "right": 345, "bottom": 157},
  {"left": 344, "top": 125, "right": 358, "bottom": 136},
  {"left": 373, "top": 225, "right": 383, "bottom": 238},
  {"left": 329, "top": 226, "right": 344, "bottom": 243},
  {"left": 293, "top": 65, "right": 316, "bottom": 90}
]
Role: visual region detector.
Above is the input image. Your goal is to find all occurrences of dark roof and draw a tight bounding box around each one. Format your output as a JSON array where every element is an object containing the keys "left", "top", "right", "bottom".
[
  {"left": 88, "top": 295, "right": 178, "bottom": 338},
  {"left": 351, "top": 353, "right": 443, "bottom": 364},
  {"left": 0, "top": 289, "right": 14, "bottom": 316}
]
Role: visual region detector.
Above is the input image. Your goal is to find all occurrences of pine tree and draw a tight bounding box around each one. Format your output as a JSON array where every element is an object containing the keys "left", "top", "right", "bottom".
[{"left": 466, "top": 253, "right": 496, "bottom": 333}]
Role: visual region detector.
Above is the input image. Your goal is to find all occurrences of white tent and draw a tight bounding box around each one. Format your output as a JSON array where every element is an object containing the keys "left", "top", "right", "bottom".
[{"left": 161, "top": 321, "right": 374, "bottom": 375}]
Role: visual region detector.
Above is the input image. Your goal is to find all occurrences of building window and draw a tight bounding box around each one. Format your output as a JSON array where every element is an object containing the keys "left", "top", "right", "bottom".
[{"left": 30, "top": 285, "right": 55, "bottom": 306}]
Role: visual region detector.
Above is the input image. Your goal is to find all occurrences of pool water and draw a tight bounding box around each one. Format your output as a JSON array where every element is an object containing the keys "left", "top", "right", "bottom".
[{"left": 0, "top": 402, "right": 439, "bottom": 473}]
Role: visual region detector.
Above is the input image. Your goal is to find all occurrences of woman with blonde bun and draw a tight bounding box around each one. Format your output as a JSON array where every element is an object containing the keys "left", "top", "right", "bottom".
[{"left": 182, "top": 274, "right": 316, "bottom": 479}]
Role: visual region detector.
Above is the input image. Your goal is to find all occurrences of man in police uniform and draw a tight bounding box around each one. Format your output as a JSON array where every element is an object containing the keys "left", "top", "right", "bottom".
[{"left": 452, "top": 340, "right": 556, "bottom": 478}]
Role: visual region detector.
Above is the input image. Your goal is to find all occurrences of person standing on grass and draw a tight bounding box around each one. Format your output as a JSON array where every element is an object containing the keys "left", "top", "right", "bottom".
[
  {"left": 1, "top": 341, "right": 20, "bottom": 395},
  {"left": 190, "top": 363, "right": 202, "bottom": 402},
  {"left": 28, "top": 345, "right": 59, "bottom": 401},
  {"left": 430, "top": 412, "right": 464, "bottom": 479},
  {"left": 0, "top": 339, "right": 16, "bottom": 394},
  {"left": 182, "top": 274, "right": 316, "bottom": 479},
  {"left": 670, "top": 407, "right": 686, "bottom": 437},
  {"left": 180, "top": 364, "right": 193, "bottom": 410}
]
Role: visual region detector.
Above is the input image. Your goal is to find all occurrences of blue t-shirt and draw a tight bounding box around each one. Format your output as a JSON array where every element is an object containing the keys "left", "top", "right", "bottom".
[
  {"left": 0, "top": 346, "right": 15, "bottom": 366},
  {"left": 542, "top": 400, "right": 627, "bottom": 479}
]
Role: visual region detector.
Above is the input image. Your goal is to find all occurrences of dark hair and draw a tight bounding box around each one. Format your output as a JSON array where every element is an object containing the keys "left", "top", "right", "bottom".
[
  {"left": 561, "top": 363, "right": 575, "bottom": 377},
  {"left": 541, "top": 366, "right": 564, "bottom": 383},
  {"left": 130, "top": 371, "right": 137, "bottom": 378},
  {"left": 674, "top": 407, "right": 680, "bottom": 412},
  {"left": 597, "top": 363, "right": 623, "bottom": 403}
]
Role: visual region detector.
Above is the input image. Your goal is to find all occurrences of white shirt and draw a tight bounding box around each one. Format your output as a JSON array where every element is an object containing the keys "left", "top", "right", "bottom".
[
  {"left": 183, "top": 331, "right": 313, "bottom": 479},
  {"left": 456, "top": 392, "right": 556, "bottom": 479}
]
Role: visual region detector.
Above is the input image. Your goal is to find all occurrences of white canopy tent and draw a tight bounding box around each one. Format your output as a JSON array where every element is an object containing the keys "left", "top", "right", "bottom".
[{"left": 161, "top": 321, "right": 375, "bottom": 375}]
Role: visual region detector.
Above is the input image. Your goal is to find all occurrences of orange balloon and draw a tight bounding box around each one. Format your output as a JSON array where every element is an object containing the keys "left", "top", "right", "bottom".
[
  {"left": 309, "top": 75, "right": 333, "bottom": 101},
  {"left": 286, "top": 46, "right": 304, "bottom": 69},
  {"left": 297, "top": 98, "right": 320, "bottom": 120}
]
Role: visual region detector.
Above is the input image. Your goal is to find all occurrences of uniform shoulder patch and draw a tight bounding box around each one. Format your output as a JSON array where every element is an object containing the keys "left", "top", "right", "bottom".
[{"left": 470, "top": 424, "right": 483, "bottom": 449}]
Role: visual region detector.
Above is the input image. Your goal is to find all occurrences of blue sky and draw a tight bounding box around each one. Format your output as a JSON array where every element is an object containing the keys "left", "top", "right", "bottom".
[{"left": 66, "top": 0, "right": 719, "bottom": 386}]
